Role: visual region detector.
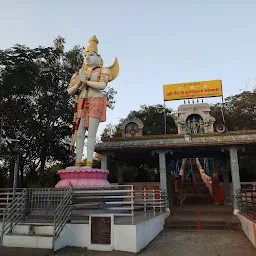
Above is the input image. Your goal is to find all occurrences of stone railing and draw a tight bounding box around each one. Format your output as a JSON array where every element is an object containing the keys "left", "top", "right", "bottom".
[{"left": 196, "top": 158, "right": 213, "bottom": 195}]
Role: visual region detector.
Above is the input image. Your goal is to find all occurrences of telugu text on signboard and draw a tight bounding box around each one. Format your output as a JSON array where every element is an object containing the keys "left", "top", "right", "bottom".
[{"left": 163, "top": 80, "right": 222, "bottom": 101}]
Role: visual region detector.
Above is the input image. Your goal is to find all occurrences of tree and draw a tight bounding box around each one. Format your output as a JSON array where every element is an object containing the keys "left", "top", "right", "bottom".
[
  {"left": 101, "top": 122, "right": 123, "bottom": 138},
  {"left": 0, "top": 41, "right": 80, "bottom": 186},
  {"left": 0, "top": 43, "right": 75, "bottom": 185},
  {"left": 127, "top": 104, "right": 177, "bottom": 135},
  {"left": 211, "top": 90, "right": 256, "bottom": 181},
  {"left": 211, "top": 90, "right": 256, "bottom": 131},
  {"left": 102, "top": 104, "right": 177, "bottom": 138}
]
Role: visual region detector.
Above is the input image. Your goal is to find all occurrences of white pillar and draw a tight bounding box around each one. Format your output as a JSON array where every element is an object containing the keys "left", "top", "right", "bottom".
[
  {"left": 153, "top": 150, "right": 171, "bottom": 209},
  {"left": 229, "top": 147, "right": 241, "bottom": 215},
  {"left": 158, "top": 151, "right": 167, "bottom": 191},
  {"left": 101, "top": 153, "right": 108, "bottom": 170}
]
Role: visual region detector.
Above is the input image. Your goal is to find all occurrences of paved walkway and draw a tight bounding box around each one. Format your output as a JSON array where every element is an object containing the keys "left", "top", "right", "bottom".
[{"left": 0, "top": 230, "right": 255, "bottom": 256}]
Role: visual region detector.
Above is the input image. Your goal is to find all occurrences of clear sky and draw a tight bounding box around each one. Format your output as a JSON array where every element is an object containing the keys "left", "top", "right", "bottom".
[{"left": 1, "top": 0, "right": 256, "bottom": 135}]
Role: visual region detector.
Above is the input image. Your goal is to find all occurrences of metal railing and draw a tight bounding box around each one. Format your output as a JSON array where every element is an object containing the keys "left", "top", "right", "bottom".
[
  {"left": 52, "top": 188, "right": 72, "bottom": 249},
  {"left": 1, "top": 189, "right": 26, "bottom": 245},
  {"left": 238, "top": 186, "right": 256, "bottom": 220},
  {"left": 72, "top": 185, "right": 168, "bottom": 224},
  {"left": 25, "top": 188, "right": 70, "bottom": 222},
  {"left": 0, "top": 188, "right": 23, "bottom": 219},
  {"left": 196, "top": 158, "right": 213, "bottom": 195},
  {"left": 134, "top": 187, "right": 167, "bottom": 221},
  {"left": 0, "top": 185, "right": 167, "bottom": 246}
]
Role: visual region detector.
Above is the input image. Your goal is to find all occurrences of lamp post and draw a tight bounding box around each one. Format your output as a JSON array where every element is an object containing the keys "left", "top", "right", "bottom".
[
  {"left": 12, "top": 146, "right": 24, "bottom": 198},
  {"left": 0, "top": 120, "right": 24, "bottom": 197},
  {"left": 0, "top": 118, "right": 3, "bottom": 152}
]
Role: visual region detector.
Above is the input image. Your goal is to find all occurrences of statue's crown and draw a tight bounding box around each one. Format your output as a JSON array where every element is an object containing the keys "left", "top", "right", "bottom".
[{"left": 83, "top": 35, "right": 99, "bottom": 55}]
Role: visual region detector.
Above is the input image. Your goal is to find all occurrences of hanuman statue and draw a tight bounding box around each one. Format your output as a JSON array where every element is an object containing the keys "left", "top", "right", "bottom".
[{"left": 67, "top": 35, "right": 119, "bottom": 168}]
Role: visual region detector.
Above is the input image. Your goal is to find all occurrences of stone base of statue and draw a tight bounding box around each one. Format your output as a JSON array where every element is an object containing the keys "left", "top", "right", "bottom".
[{"left": 55, "top": 167, "right": 111, "bottom": 188}]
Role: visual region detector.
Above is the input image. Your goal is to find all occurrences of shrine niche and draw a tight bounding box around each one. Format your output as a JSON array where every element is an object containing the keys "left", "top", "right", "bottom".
[
  {"left": 174, "top": 103, "right": 215, "bottom": 134},
  {"left": 120, "top": 117, "right": 144, "bottom": 137}
]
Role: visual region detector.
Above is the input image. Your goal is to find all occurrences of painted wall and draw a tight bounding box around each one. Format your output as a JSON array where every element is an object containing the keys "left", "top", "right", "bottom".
[
  {"left": 237, "top": 213, "right": 256, "bottom": 248},
  {"left": 114, "top": 225, "right": 137, "bottom": 252},
  {"left": 0, "top": 222, "right": 53, "bottom": 237},
  {"left": 54, "top": 224, "right": 90, "bottom": 251},
  {"left": 2, "top": 234, "right": 52, "bottom": 249},
  {"left": 12, "top": 224, "right": 53, "bottom": 236},
  {"left": 55, "top": 214, "right": 165, "bottom": 253},
  {"left": 136, "top": 214, "right": 164, "bottom": 252},
  {"left": 1, "top": 214, "right": 165, "bottom": 253}
]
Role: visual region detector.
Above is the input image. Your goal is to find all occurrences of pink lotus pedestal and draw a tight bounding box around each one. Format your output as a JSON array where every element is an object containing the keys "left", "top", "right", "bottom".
[{"left": 55, "top": 167, "right": 111, "bottom": 188}]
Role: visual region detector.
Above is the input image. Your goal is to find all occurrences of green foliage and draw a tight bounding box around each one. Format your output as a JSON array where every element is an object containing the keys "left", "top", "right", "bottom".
[
  {"left": 107, "top": 159, "right": 138, "bottom": 183},
  {"left": 102, "top": 104, "right": 177, "bottom": 138},
  {"left": 211, "top": 90, "right": 256, "bottom": 181},
  {"left": 211, "top": 90, "right": 256, "bottom": 131},
  {"left": 127, "top": 104, "right": 177, "bottom": 135}
]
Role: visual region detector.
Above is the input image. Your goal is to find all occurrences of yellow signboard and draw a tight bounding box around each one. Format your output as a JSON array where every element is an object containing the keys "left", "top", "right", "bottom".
[{"left": 163, "top": 80, "right": 222, "bottom": 101}]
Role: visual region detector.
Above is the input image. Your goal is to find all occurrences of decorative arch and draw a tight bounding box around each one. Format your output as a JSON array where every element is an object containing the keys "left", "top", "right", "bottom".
[
  {"left": 120, "top": 117, "right": 144, "bottom": 137},
  {"left": 183, "top": 110, "right": 206, "bottom": 122}
]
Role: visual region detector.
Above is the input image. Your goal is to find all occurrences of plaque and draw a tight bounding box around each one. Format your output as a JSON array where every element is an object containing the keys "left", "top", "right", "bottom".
[{"left": 91, "top": 216, "right": 111, "bottom": 245}]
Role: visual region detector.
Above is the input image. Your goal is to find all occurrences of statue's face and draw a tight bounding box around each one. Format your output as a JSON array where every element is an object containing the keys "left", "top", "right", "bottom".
[{"left": 84, "top": 51, "right": 101, "bottom": 67}]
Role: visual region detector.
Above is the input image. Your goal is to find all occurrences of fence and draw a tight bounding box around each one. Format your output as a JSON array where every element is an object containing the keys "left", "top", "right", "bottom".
[
  {"left": 0, "top": 188, "right": 23, "bottom": 219},
  {"left": 53, "top": 188, "right": 72, "bottom": 248},
  {"left": 1, "top": 189, "right": 27, "bottom": 245},
  {"left": 25, "top": 188, "right": 70, "bottom": 222},
  {"left": 0, "top": 186, "right": 167, "bottom": 237},
  {"left": 0, "top": 188, "right": 71, "bottom": 248},
  {"left": 72, "top": 185, "right": 167, "bottom": 224},
  {"left": 238, "top": 185, "right": 256, "bottom": 220},
  {"left": 196, "top": 158, "right": 213, "bottom": 195}
]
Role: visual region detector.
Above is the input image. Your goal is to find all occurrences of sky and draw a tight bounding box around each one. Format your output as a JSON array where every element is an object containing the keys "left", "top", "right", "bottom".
[{"left": 1, "top": 0, "right": 256, "bottom": 136}]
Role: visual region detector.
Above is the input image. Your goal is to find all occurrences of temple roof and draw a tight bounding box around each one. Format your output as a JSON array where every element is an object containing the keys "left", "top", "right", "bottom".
[{"left": 95, "top": 130, "right": 256, "bottom": 162}]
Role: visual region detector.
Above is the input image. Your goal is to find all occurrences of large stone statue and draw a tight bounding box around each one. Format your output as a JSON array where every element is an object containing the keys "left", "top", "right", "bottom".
[{"left": 67, "top": 35, "right": 119, "bottom": 168}]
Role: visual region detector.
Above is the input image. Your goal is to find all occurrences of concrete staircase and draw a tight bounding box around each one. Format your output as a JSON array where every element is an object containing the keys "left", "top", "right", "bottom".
[
  {"left": 1, "top": 223, "right": 54, "bottom": 249},
  {"left": 0, "top": 188, "right": 72, "bottom": 250},
  {"left": 165, "top": 205, "right": 241, "bottom": 230},
  {"left": 183, "top": 158, "right": 213, "bottom": 205},
  {"left": 165, "top": 158, "right": 241, "bottom": 231}
]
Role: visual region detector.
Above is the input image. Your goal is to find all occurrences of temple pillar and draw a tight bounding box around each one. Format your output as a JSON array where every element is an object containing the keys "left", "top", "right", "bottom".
[
  {"left": 101, "top": 153, "right": 108, "bottom": 170},
  {"left": 158, "top": 151, "right": 168, "bottom": 191},
  {"left": 153, "top": 150, "right": 172, "bottom": 209},
  {"left": 229, "top": 147, "right": 241, "bottom": 215}
]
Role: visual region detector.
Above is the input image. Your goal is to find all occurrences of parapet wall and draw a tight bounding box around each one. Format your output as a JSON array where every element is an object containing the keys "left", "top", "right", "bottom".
[{"left": 237, "top": 213, "right": 256, "bottom": 248}]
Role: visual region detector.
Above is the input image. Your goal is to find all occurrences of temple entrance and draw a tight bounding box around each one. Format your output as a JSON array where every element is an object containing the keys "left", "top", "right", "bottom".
[{"left": 96, "top": 102, "right": 256, "bottom": 234}]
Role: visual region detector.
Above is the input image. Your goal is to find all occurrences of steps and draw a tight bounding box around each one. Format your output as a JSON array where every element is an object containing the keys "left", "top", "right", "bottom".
[
  {"left": 183, "top": 158, "right": 213, "bottom": 205},
  {"left": 165, "top": 158, "right": 239, "bottom": 230},
  {"left": 1, "top": 223, "right": 54, "bottom": 249},
  {"left": 165, "top": 205, "right": 241, "bottom": 231}
]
